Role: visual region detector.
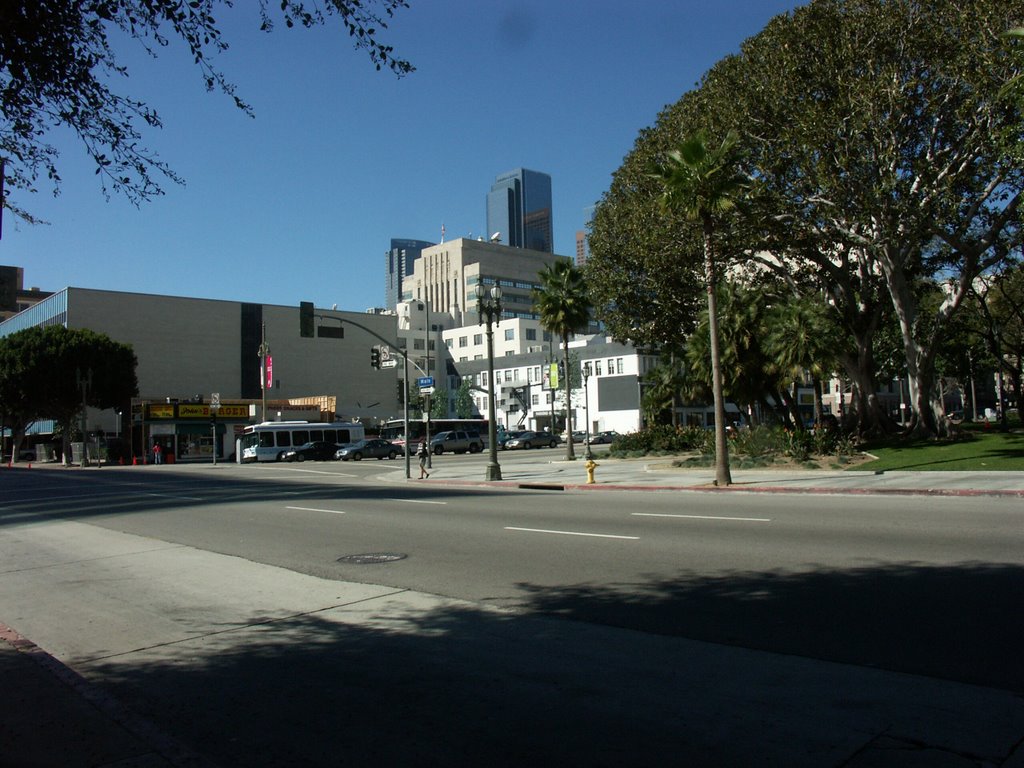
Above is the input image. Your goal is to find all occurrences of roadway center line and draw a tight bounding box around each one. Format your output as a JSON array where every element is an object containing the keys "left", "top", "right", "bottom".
[
  {"left": 286, "top": 506, "right": 346, "bottom": 515},
  {"left": 632, "top": 513, "right": 771, "bottom": 522},
  {"left": 505, "top": 527, "right": 639, "bottom": 540}
]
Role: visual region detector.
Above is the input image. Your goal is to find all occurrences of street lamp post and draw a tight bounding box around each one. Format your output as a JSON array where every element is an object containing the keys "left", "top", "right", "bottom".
[
  {"left": 258, "top": 322, "right": 270, "bottom": 422},
  {"left": 476, "top": 283, "right": 503, "bottom": 481},
  {"left": 583, "top": 364, "right": 593, "bottom": 459}
]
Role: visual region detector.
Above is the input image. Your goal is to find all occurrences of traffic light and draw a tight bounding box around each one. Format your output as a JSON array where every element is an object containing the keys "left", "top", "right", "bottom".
[
  {"left": 299, "top": 301, "right": 314, "bottom": 338},
  {"left": 370, "top": 347, "right": 381, "bottom": 369}
]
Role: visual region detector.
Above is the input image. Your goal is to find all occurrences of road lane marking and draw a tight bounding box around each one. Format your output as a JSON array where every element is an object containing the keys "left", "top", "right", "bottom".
[
  {"left": 505, "top": 527, "right": 638, "bottom": 540},
  {"left": 144, "top": 493, "right": 206, "bottom": 501},
  {"left": 632, "top": 513, "right": 771, "bottom": 522},
  {"left": 391, "top": 498, "right": 447, "bottom": 505},
  {"left": 286, "top": 506, "right": 346, "bottom": 515}
]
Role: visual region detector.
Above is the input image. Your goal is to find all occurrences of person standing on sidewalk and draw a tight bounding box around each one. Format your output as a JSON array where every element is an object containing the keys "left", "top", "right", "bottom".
[
  {"left": 153, "top": 442, "right": 163, "bottom": 465},
  {"left": 417, "top": 439, "right": 430, "bottom": 479}
]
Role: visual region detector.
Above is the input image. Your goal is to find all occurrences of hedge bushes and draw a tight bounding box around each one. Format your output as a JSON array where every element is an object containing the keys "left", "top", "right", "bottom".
[{"left": 610, "top": 424, "right": 860, "bottom": 466}]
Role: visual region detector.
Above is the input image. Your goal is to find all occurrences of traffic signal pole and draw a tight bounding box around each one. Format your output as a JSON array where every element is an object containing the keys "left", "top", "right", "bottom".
[{"left": 301, "top": 306, "right": 428, "bottom": 480}]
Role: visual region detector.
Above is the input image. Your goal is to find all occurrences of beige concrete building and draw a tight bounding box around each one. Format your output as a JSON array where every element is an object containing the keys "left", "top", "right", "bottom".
[{"left": 401, "top": 238, "right": 567, "bottom": 327}]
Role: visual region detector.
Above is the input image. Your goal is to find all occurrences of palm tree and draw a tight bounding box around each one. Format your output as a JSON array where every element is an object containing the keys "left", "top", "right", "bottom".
[
  {"left": 533, "top": 260, "right": 592, "bottom": 460},
  {"left": 651, "top": 130, "right": 746, "bottom": 486},
  {"left": 764, "top": 296, "right": 840, "bottom": 429}
]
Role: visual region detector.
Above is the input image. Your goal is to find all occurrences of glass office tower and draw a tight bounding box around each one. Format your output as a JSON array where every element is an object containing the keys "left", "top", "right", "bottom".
[
  {"left": 385, "top": 239, "right": 434, "bottom": 311},
  {"left": 486, "top": 168, "right": 553, "bottom": 252}
]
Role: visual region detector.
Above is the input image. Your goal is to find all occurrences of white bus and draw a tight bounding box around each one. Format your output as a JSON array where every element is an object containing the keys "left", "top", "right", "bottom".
[{"left": 238, "top": 421, "right": 366, "bottom": 463}]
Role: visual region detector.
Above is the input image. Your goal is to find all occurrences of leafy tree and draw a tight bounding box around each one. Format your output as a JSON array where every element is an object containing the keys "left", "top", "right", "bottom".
[
  {"left": 0, "top": 326, "right": 138, "bottom": 462},
  {"left": 972, "top": 266, "right": 1024, "bottom": 424},
  {"left": 590, "top": 0, "right": 1024, "bottom": 440},
  {"left": 650, "top": 131, "right": 747, "bottom": 486},
  {"left": 1, "top": 0, "right": 413, "bottom": 223},
  {"left": 454, "top": 378, "right": 476, "bottom": 419},
  {"left": 716, "top": 0, "right": 1024, "bottom": 436},
  {"left": 533, "top": 260, "right": 592, "bottom": 460}
]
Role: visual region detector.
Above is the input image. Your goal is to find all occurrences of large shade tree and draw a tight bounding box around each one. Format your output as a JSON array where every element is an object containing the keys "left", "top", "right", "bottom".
[
  {"left": 533, "top": 260, "right": 592, "bottom": 461},
  {"left": 710, "top": 0, "right": 1024, "bottom": 436},
  {"left": 1, "top": 0, "right": 412, "bottom": 224},
  {"left": 589, "top": 0, "right": 1024, "bottom": 439},
  {"left": 0, "top": 326, "right": 138, "bottom": 463}
]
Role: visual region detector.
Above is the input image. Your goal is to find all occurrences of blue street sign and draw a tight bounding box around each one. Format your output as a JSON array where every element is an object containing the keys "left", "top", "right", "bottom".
[{"left": 417, "top": 376, "right": 435, "bottom": 388}]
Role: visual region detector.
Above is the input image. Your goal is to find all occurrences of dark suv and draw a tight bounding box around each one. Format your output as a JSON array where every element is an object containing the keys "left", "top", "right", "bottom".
[{"left": 429, "top": 430, "right": 484, "bottom": 455}]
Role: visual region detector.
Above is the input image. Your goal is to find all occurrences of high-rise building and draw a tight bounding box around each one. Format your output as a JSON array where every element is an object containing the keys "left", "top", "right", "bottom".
[
  {"left": 575, "top": 230, "right": 589, "bottom": 266},
  {"left": 385, "top": 239, "right": 434, "bottom": 311},
  {"left": 486, "top": 168, "right": 553, "bottom": 252}
]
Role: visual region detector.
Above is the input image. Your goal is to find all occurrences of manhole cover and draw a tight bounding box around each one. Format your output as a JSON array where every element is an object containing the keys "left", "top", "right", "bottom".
[{"left": 337, "top": 552, "right": 408, "bottom": 565}]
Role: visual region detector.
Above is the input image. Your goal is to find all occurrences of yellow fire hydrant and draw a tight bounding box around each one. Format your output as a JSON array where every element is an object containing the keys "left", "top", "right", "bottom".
[{"left": 585, "top": 458, "right": 598, "bottom": 484}]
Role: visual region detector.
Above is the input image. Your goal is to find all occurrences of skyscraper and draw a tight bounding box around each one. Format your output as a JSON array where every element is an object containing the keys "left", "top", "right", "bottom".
[
  {"left": 486, "top": 168, "right": 553, "bottom": 252},
  {"left": 385, "top": 239, "right": 434, "bottom": 311}
]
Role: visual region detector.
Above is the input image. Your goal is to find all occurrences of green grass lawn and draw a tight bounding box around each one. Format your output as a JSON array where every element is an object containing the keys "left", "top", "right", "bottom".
[{"left": 855, "top": 426, "right": 1024, "bottom": 471}]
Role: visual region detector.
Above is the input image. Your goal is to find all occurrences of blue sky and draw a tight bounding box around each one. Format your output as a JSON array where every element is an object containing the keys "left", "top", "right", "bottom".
[{"left": 3, "top": 0, "right": 801, "bottom": 311}]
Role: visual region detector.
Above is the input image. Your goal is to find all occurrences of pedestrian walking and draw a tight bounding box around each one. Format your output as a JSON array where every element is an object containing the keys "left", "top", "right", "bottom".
[{"left": 417, "top": 439, "right": 429, "bottom": 479}]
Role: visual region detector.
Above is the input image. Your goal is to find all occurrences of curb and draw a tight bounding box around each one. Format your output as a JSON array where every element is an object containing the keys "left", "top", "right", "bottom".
[{"left": 419, "top": 477, "right": 1024, "bottom": 497}]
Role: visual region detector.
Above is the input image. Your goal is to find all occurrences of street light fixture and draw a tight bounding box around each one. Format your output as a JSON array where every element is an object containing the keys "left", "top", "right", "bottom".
[
  {"left": 476, "top": 282, "right": 503, "bottom": 481},
  {"left": 582, "top": 363, "right": 593, "bottom": 459}
]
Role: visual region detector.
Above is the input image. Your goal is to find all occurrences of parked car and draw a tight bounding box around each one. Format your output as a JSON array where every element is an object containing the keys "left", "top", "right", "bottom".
[
  {"left": 429, "top": 430, "right": 484, "bottom": 455},
  {"left": 504, "top": 430, "right": 559, "bottom": 450},
  {"left": 498, "top": 430, "right": 527, "bottom": 450},
  {"left": 335, "top": 438, "right": 399, "bottom": 461},
  {"left": 569, "top": 431, "right": 587, "bottom": 443},
  {"left": 586, "top": 430, "right": 620, "bottom": 445},
  {"left": 282, "top": 441, "right": 343, "bottom": 462}
]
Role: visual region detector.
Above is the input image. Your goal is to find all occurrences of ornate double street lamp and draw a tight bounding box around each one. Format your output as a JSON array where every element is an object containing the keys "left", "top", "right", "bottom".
[{"left": 476, "top": 282, "right": 503, "bottom": 481}]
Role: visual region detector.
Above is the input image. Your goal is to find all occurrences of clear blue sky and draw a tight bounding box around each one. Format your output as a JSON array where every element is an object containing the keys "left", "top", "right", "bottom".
[{"left": 3, "top": 0, "right": 801, "bottom": 311}]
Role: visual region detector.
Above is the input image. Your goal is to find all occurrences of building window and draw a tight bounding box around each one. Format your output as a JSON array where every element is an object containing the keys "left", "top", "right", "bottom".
[
  {"left": 526, "top": 328, "right": 537, "bottom": 341},
  {"left": 595, "top": 361, "right": 603, "bottom": 376},
  {"left": 607, "top": 358, "right": 614, "bottom": 373},
  {"left": 616, "top": 358, "right": 624, "bottom": 374},
  {"left": 459, "top": 336, "right": 468, "bottom": 348},
  {"left": 474, "top": 333, "right": 483, "bottom": 345},
  {"left": 542, "top": 331, "right": 552, "bottom": 342},
  {"left": 413, "top": 339, "right": 424, "bottom": 350},
  {"left": 445, "top": 339, "right": 453, "bottom": 348},
  {"left": 532, "top": 394, "right": 540, "bottom": 406},
  {"left": 504, "top": 328, "right": 515, "bottom": 341}
]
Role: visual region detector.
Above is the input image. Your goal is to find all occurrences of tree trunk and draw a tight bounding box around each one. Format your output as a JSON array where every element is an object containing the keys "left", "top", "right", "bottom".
[{"left": 703, "top": 220, "right": 731, "bottom": 486}]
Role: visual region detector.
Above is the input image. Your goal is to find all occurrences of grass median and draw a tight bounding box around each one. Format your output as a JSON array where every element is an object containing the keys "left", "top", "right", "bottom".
[{"left": 856, "top": 421, "right": 1024, "bottom": 472}]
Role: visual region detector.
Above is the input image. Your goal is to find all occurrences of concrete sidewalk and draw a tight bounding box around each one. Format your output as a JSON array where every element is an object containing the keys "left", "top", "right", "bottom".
[{"left": 412, "top": 452, "right": 1024, "bottom": 497}]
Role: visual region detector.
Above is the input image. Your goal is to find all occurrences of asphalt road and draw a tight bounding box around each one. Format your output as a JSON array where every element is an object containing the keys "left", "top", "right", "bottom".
[{"left": 3, "top": 462, "right": 1022, "bottom": 692}]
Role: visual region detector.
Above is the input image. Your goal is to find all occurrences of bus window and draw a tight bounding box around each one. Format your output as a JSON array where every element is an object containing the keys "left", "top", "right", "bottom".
[
  {"left": 337, "top": 429, "right": 351, "bottom": 444},
  {"left": 259, "top": 432, "right": 275, "bottom": 448},
  {"left": 309, "top": 429, "right": 323, "bottom": 441},
  {"left": 276, "top": 432, "right": 291, "bottom": 447},
  {"left": 293, "top": 430, "right": 309, "bottom": 445},
  {"left": 323, "top": 429, "right": 337, "bottom": 443}
]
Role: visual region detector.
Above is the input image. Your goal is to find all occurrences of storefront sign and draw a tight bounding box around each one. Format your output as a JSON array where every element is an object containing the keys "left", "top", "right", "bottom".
[{"left": 148, "top": 404, "right": 175, "bottom": 419}]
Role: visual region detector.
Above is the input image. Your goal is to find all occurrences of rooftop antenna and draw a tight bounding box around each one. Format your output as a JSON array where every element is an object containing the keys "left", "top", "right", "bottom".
[{"left": 490, "top": 231, "right": 502, "bottom": 243}]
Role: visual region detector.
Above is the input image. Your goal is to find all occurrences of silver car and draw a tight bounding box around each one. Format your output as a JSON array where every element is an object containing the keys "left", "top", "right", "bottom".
[{"left": 335, "top": 439, "right": 399, "bottom": 461}]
